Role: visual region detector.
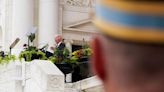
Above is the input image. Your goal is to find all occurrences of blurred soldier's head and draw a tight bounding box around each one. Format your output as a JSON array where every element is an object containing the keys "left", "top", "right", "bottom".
[{"left": 91, "top": 1, "right": 164, "bottom": 92}]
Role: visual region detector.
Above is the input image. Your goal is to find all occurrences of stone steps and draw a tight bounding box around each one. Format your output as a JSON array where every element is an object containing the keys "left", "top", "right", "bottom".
[{"left": 65, "top": 76, "right": 104, "bottom": 92}]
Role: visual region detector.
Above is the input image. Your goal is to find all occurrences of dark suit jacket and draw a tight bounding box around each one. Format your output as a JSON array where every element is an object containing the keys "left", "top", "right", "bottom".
[
  {"left": 56, "top": 42, "right": 66, "bottom": 58},
  {"left": 57, "top": 42, "right": 65, "bottom": 50}
]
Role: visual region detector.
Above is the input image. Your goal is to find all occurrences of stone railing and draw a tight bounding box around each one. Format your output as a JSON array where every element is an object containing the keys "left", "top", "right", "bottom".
[
  {"left": 0, "top": 60, "right": 103, "bottom": 92},
  {"left": 65, "top": 76, "right": 103, "bottom": 92},
  {"left": 0, "top": 61, "right": 22, "bottom": 92},
  {"left": 24, "top": 60, "right": 65, "bottom": 92},
  {"left": 0, "top": 60, "right": 64, "bottom": 92}
]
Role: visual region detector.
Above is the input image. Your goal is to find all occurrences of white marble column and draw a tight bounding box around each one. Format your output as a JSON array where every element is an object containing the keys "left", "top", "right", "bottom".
[
  {"left": 0, "top": 0, "right": 9, "bottom": 51},
  {"left": 2, "top": 29, "right": 4, "bottom": 51},
  {"left": 0, "top": 0, "right": 13, "bottom": 51},
  {"left": 0, "top": 0, "right": 3, "bottom": 49},
  {"left": 12, "top": 0, "right": 34, "bottom": 49},
  {"left": 38, "top": 0, "right": 59, "bottom": 51},
  {"left": 0, "top": 29, "right": 2, "bottom": 50}
]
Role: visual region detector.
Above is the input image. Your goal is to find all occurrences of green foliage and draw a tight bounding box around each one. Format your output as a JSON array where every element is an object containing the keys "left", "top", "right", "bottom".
[
  {"left": 48, "top": 56, "right": 57, "bottom": 63},
  {"left": 49, "top": 47, "right": 73, "bottom": 64},
  {"left": 63, "top": 48, "right": 70, "bottom": 57},
  {"left": 19, "top": 46, "right": 47, "bottom": 62},
  {"left": 28, "top": 33, "right": 35, "bottom": 42},
  {"left": 82, "top": 44, "right": 89, "bottom": 49},
  {"left": 70, "top": 56, "right": 78, "bottom": 64},
  {"left": 37, "top": 50, "right": 47, "bottom": 60},
  {"left": 49, "top": 45, "right": 92, "bottom": 64},
  {"left": 82, "top": 48, "right": 92, "bottom": 56},
  {"left": 19, "top": 50, "right": 32, "bottom": 61},
  {"left": 0, "top": 55, "right": 16, "bottom": 64},
  {"left": 53, "top": 48, "right": 60, "bottom": 57},
  {"left": 19, "top": 32, "right": 47, "bottom": 62},
  {"left": 72, "top": 48, "right": 92, "bottom": 57}
]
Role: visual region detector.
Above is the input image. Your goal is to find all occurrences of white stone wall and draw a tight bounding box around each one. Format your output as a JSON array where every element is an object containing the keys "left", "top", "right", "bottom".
[
  {"left": 0, "top": 60, "right": 103, "bottom": 92},
  {"left": 62, "top": 0, "right": 97, "bottom": 44},
  {"left": 0, "top": 60, "right": 65, "bottom": 92},
  {"left": 0, "top": 0, "right": 4, "bottom": 49},
  {"left": 0, "top": 61, "right": 22, "bottom": 92},
  {"left": 0, "top": 30, "right": 2, "bottom": 48},
  {"left": 24, "top": 60, "right": 65, "bottom": 92},
  {"left": 65, "top": 76, "right": 103, "bottom": 92},
  {"left": 0, "top": 0, "right": 97, "bottom": 50},
  {"left": 0, "top": 0, "right": 13, "bottom": 51}
]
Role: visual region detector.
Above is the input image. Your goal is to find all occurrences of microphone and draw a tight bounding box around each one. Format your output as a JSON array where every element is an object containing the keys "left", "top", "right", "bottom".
[
  {"left": 40, "top": 44, "right": 49, "bottom": 51},
  {"left": 9, "top": 38, "right": 20, "bottom": 57},
  {"left": 10, "top": 38, "right": 20, "bottom": 49}
]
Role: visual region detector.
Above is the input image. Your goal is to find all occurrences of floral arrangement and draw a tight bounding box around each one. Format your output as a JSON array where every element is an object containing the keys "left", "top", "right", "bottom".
[
  {"left": 72, "top": 48, "right": 92, "bottom": 58},
  {"left": 48, "top": 43, "right": 92, "bottom": 64},
  {"left": 70, "top": 42, "right": 92, "bottom": 63}
]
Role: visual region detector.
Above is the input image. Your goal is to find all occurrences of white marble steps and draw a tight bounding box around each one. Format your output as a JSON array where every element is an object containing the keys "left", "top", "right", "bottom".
[{"left": 65, "top": 76, "right": 104, "bottom": 92}]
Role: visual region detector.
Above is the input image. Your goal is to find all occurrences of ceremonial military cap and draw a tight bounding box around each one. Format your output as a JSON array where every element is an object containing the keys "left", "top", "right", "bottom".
[{"left": 93, "top": 0, "right": 164, "bottom": 44}]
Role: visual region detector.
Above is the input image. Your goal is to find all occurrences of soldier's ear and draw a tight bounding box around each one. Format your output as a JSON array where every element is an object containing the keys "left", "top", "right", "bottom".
[{"left": 90, "top": 36, "right": 106, "bottom": 82}]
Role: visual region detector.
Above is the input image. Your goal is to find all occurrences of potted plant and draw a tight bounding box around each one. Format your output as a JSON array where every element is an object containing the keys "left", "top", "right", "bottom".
[
  {"left": 71, "top": 46, "right": 93, "bottom": 82},
  {"left": 19, "top": 45, "right": 47, "bottom": 62},
  {"left": 48, "top": 47, "right": 74, "bottom": 74},
  {"left": 19, "top": 33, "right": 47, "bottom": 62}
]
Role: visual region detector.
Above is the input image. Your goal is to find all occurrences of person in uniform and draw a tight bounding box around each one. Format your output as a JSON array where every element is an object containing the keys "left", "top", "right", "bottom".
[{"left": 91, "top": 1, "right": 164, "bottom": 92}]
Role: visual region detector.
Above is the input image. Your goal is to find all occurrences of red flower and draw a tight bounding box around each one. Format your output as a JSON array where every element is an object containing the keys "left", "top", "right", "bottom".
[
  {"left": 76, "top": 49, "right": 83, "bottom": 58},
  {"left": 77, "top": 52, "right": 81, "bottom": 57}
]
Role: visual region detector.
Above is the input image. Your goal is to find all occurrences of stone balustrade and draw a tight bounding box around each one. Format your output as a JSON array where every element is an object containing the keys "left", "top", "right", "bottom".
[
  {"left": 65, "top": 76, "right": 104, "bottom": 92},
  {"left": 0, "top": 61, "right": 22, "bottom": 92},
  {"left": 0, "top": 60, "right": 103, "bottom": 92},
  {"left": 24, "top": 60, "right": 65, "bottom": 92},
  {"left": 0, "top": 60, "right": 64, "bottom": 92}
]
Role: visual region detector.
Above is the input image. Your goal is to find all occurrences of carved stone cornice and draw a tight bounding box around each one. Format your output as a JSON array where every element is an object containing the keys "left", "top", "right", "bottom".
[{"left": 64, "top": 0, "right": 95, "bottom": 8}]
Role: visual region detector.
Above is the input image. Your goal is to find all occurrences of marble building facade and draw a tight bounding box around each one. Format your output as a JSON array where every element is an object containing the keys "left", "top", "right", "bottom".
[
  {"left": 0, "top": 0, "right": 97, "bottom": 52},
  {"left": 0, "top": 1, "right": 104, "bottom": 92}
]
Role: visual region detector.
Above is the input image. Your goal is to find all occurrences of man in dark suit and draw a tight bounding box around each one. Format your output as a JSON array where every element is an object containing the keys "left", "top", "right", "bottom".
[
  {"left": 51, "top": 35, "right": 66, "bottom": 51},
  {"left": 52, "top": 35, "right": 66, "bottom": 63},
  {"left": 55, "top": 35, "right": 65, "bottom": 50}
]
